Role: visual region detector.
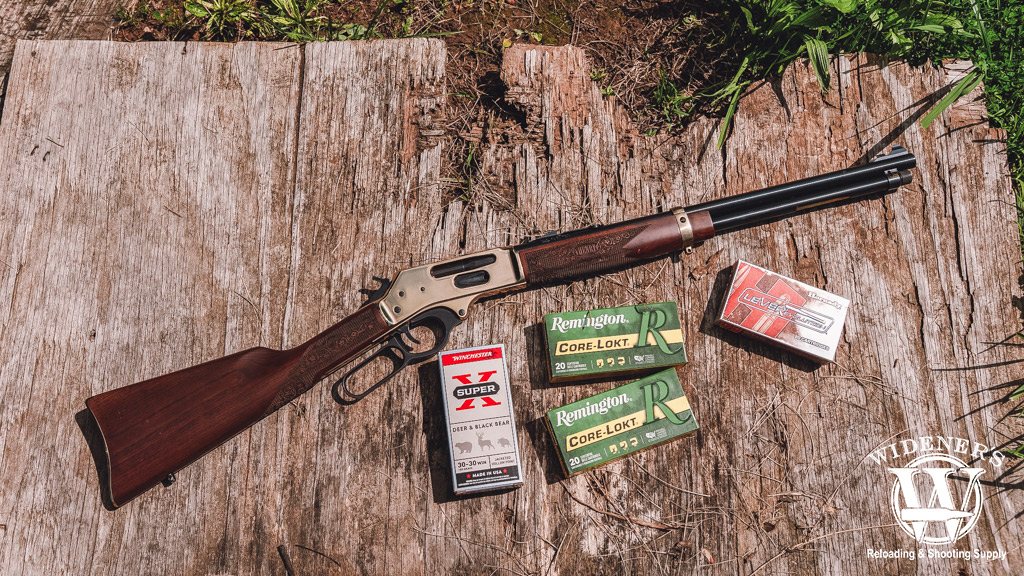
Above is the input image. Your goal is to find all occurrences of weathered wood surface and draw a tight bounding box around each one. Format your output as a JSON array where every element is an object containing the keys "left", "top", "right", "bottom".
[
  {"left": 483, "top": 45, "right": 1024, "bottom": 576},
  {"left": 0, "top": 0, "right": 118, "bottom": 117},
  {"left": 0, "top": 1, "right": 118, "bottom": 73},
  {"left": 0, "top": 40, "right": 303, "bottom": 575},
  {"left": 0, "top": 39, "right": 1021, "bottom": 576}
]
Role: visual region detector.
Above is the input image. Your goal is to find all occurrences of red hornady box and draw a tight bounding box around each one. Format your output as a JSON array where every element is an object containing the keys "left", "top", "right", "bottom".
[{"left": 717, "top": 261, "right": 850, "bottom": 362}]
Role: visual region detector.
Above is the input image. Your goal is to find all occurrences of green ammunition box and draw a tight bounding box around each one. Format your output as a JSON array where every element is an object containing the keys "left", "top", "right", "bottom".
[
  {"left": 545, "top": 369, "right": 698, "bottom": 476},
  {"left": 544, "top": 302, "right": 687, "bottom": 382}
]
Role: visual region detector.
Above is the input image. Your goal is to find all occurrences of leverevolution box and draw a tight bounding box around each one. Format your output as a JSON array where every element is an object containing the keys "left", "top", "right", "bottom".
[
  {"left": 543, "top": 302, "right": 687, "bottom": 382},
  {"left": 716, "top": 260, "right": 850, "bottom": 362},
  {"left": 438, "top": 345, "right": 523, "bottom": 495},
  {"left": 544, "top": 369, "right": 698, "bottom": 476}
]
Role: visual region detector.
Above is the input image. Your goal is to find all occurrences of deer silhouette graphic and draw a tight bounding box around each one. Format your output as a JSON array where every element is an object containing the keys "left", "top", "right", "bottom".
[{"left": 476, "top": 432, "right": 494, "bottom": 451}]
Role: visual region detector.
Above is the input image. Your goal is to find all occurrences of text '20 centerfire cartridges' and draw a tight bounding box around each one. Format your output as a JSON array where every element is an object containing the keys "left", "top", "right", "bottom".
[
  {"left": 544, "top": 302, "right": 687, "bottom": 382},
  {"left": 717, "top": 260, "right": 850, "bottom": 362},
  {"left": 438, "top": 345, "right": 523, "bottom": 495},
  {"left": 545, "top": 369, "right": 698, "bottom": 476}
]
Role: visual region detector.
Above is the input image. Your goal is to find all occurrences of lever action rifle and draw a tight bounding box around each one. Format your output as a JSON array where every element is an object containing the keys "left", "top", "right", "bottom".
[{"left": 85, "top": 147, "right": 916, "bottom": 507}]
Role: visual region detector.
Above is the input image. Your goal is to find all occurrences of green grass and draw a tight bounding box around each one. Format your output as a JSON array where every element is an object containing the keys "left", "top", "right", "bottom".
[
  {"left": 119, "top": 0, "right": 457, "bottom": 42},
  {"left": 653, "top": 0, "right": 1021, "bottom": 155},
  {"left": 181, "top": 0, "right": 382, "bottom": 41}
]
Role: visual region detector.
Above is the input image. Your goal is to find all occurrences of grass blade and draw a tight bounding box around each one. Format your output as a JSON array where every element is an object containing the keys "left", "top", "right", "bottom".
[
  {"left": 921, "top": 67, "right": 984, "bottom": 129},
  {"left": 717, "top": 86, "right": 744, "bottom": 149},
  {"left": 804, "top": 36, "right": 832, "bottom": 92}
]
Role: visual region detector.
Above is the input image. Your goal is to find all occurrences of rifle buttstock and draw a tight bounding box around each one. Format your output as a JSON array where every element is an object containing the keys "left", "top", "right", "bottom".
[{"left": 85, "top": 303, "right": 390, "bottom": 507}]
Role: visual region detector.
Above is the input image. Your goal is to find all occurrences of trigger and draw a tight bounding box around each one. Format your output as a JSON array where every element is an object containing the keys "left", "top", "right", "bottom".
[{"left": 399, "top": 324, "right": 422, "bottom": 346}]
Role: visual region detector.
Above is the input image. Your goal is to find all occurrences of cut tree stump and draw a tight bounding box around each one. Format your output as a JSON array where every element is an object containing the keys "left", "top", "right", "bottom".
[
  {"left": 0, "top": 39, "right": 1020, "bottom": 576},
  {"left": 0, "top": 1, "right": 119, "bottom": 73}
]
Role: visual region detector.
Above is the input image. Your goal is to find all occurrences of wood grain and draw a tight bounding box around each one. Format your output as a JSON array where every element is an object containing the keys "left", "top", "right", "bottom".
[
  {"left": 274, "top": 38, "right": 448, "bottom": 576},
  {"left": 0, "top": 38, "right": 1020, "bottom": 576},
  {"left": 0, "top": 0, "right": 118, "bottom": 73},
  {"left": 0, "top": 0, "right": 119, "bottom": 170},
  {"left": 0, "top": 40, "right": 301, "bottom": 575}
]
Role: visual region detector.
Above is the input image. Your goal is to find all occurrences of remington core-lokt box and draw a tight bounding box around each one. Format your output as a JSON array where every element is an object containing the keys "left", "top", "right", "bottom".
[
  {"left": 544, "top": 302, "right": 687, "bottom": 382},
  {"left": 717, "top": 260, "right": 850, "bottom": 362},
  {"left": 545, "top": 369, "right": 698, "bottom": 476},
  {"left": 438, "top": 345, "right": 523, "bottom": 494}
]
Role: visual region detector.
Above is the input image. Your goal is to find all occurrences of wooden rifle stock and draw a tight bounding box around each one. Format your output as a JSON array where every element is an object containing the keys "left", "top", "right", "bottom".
[{"left": 86, "top": 303, "right": 390, "bottom": 507}]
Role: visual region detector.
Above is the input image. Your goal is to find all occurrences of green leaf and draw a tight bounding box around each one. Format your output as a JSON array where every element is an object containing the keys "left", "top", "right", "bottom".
[
  {"left": 185, "top": 1, "right": 210, "bottom": 17},
  {"left": 791, "top": 6, "right": 824, "bottom": 28},
  {"left": 741, "top": 6, "right": 756, "bottom": 34},
  {"left": 922, "top": 13, "right": 964, "bottom": 31},
  {"left": 921, "top": 68, "right": 984, "bottom": 129},
  {"left": 339, "top": 23, "right": 368, "bottom": 40},
  {"left": 804, "top": 36, "right": 832, "bottom": 92},
  {"left": 820, "top": 0, "right": 857, "bottom": 14}
]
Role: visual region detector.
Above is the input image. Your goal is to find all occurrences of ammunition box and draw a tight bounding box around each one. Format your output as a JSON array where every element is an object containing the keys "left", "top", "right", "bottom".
[
  {"left": 716, "top": 260, "right": 850, "bottom": 362},
  {"left": 545, "top": 369, "right": 698, "bottom": 476},
  {"left": 543, "top": 302, "right": 687, "bottom": 383},
  {"left": 438, "top": 345, "right": 523, "bottom": 494}
]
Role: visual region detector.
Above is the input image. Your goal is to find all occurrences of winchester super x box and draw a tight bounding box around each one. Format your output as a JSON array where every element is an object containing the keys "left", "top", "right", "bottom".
[
  {"left": 717, "top": 260, "right": 850, "bottom": 362},
  {"left": 545, "top": 369, "right": 698, "bottom": 476},
  {"left": 543, "top": 302, "right": 687, "bottom": 382},
  {"left": 438, "top": 345, "right": 523, "bottom": 494}
]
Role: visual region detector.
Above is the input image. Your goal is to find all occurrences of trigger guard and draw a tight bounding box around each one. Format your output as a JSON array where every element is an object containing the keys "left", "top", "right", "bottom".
[
  {"left": 403, "top": 307, "right": 462, "bottom": 358},
  {"left": 409, "top": 306, "right": 462, "bottom": 329}
]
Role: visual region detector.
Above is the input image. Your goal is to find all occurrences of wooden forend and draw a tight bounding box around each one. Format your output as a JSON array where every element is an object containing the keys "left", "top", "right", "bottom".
[{"left": 514, "top": 212, "right": 689, "bottom": 286}]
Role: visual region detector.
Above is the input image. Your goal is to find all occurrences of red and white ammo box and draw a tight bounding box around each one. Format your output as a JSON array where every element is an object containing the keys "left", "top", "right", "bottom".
[
  {"left": 717, "top": 260, "right": 850, "bottom": 362},
  {"left": 438, "top": 345, "right": 523, "bottom": 495}
]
